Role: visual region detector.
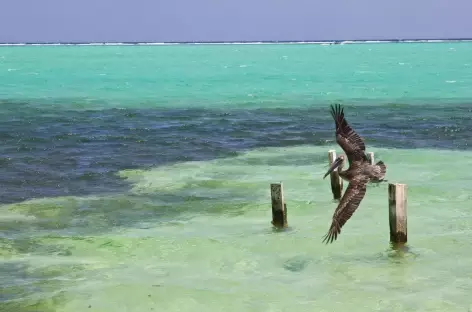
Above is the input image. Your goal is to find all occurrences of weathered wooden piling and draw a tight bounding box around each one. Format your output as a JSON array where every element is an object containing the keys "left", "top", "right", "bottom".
[
  {"left": 270, "top": 182, "right": 287, "bottom": 228},
  {"left": 368, "top": 152, "right": 375, "bottom": 165},
  {"left": 328, "top": 150, "right": 343, "bottom": 200},
  {"left": 388, "top": 183, "right": 407, "bottom": 244}
]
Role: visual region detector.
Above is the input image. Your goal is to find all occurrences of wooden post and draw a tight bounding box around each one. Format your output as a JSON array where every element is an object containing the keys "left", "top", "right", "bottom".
[
  {"left": 388, "top": 183, "right": 407, "bottom": 245},
  {"left": 368, "top": 152, "right": 375, "bottom": 165},
  {"left": 270, "top": 182, "right": 287, "bottom": 228},
  {"left": 328, "top": 150, "right": 343, "bottom": 200}
]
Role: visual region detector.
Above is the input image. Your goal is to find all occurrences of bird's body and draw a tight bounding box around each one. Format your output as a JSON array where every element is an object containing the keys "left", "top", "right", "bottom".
[
  {"left": 322, "top": 104, "right": 387, "bottom": 244},
  {"left": 336, "top": 157, "right": 386, "bottom": 183}
]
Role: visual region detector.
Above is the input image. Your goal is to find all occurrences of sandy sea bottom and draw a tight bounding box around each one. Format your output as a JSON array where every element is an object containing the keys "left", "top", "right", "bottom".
[{"left": 2, "top": 145, "right": 472, "bottom": 312}]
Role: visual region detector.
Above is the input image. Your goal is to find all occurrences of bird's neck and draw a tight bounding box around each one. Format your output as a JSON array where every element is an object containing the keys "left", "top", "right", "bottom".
[
  {"left": 338, "top": 169, "right": 350, "bottom": 181},
  {"left": 338, "top": 167, "right": 345, "bottom": 175}
]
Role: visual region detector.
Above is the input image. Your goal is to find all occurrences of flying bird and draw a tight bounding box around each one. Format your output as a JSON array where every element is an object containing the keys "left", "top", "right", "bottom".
[{"left": 322, "top": 104, "right": 387, "bottom": 244}]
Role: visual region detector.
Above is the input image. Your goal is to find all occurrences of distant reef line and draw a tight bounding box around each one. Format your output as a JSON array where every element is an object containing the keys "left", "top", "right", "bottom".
[{"left": 1, "top": 38, "right": 472, "bottom": 46}]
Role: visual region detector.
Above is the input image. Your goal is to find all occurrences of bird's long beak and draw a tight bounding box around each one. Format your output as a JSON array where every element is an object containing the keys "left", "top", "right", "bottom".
[{"left": 323, "top": 157, "right": 343, "bottom": 179}]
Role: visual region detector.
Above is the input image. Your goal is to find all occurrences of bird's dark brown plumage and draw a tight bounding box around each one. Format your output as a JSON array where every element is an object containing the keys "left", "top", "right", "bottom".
[
  {"left": 322, "top": 174, "right": 369, "bottom": 244},
  {"left": 323, "top": 104, "right": 386, "bottom": 244},
  {"left": 330, "top": 103, "right": 367, "bottom": 164}
]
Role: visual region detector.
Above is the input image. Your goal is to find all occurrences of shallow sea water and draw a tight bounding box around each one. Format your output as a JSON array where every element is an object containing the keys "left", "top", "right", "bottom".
[{"left": 2, "top": 145, "right": 472, "bottom": 311}]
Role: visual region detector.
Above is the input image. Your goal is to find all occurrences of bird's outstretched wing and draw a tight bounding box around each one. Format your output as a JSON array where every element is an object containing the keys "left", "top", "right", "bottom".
[
  {"left": 330, "top": 104, "right": 366, "bottom": 163},
  {"left": 322, "top": 175, "right": 369, "bottom": 244}
]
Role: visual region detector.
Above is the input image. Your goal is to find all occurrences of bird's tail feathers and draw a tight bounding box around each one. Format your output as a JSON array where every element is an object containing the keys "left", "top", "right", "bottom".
[{"left": 373, "top": 160, "right": 387, "bottom": 180}]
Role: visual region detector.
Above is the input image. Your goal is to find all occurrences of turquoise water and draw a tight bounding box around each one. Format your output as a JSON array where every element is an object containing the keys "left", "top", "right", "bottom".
[
  {"left": 1, "top": 42, "right": 472, "bottom": 107},
  {"left": 1, "top": 42, "right": 472, "bottom": 311}
]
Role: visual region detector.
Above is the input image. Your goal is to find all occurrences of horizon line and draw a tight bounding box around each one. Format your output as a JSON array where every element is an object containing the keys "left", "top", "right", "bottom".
[{"left": 1, "top": 37, "right": 472, "bottom": 46}]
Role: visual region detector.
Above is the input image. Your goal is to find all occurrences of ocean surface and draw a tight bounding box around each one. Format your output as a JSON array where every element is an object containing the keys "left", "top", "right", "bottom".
[{"left": 1, "top": 42, "right": 472, "bottom": 312}]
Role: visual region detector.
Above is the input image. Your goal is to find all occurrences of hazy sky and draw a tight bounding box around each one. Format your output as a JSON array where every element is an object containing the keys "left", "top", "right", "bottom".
[{"left": 1, "top": 0, "right": 471, "bottom": 43}]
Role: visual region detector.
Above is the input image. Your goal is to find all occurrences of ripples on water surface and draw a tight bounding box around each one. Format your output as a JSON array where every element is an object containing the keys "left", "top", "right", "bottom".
[{"left": 2, "top": 43, "right": 472, "bottom": 311}]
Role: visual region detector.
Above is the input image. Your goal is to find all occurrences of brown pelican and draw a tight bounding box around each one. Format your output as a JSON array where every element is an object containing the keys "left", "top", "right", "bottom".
[{"left": 322, "top": 104, "right": 387, "bottom": 244}]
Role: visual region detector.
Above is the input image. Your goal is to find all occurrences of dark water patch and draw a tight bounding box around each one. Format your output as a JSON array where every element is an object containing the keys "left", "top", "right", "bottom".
[
  {"left": 2, "top": 191, "right": 258, "bottom": 242},
  {"left": 283, "top": 255, "right": 313, "bottom": 272},
  {"left": 1, "top": 100, "right": 472, "bottom": 204},
  {"left": 0, "top": 261, "right": 77, "bottom": 312}
]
